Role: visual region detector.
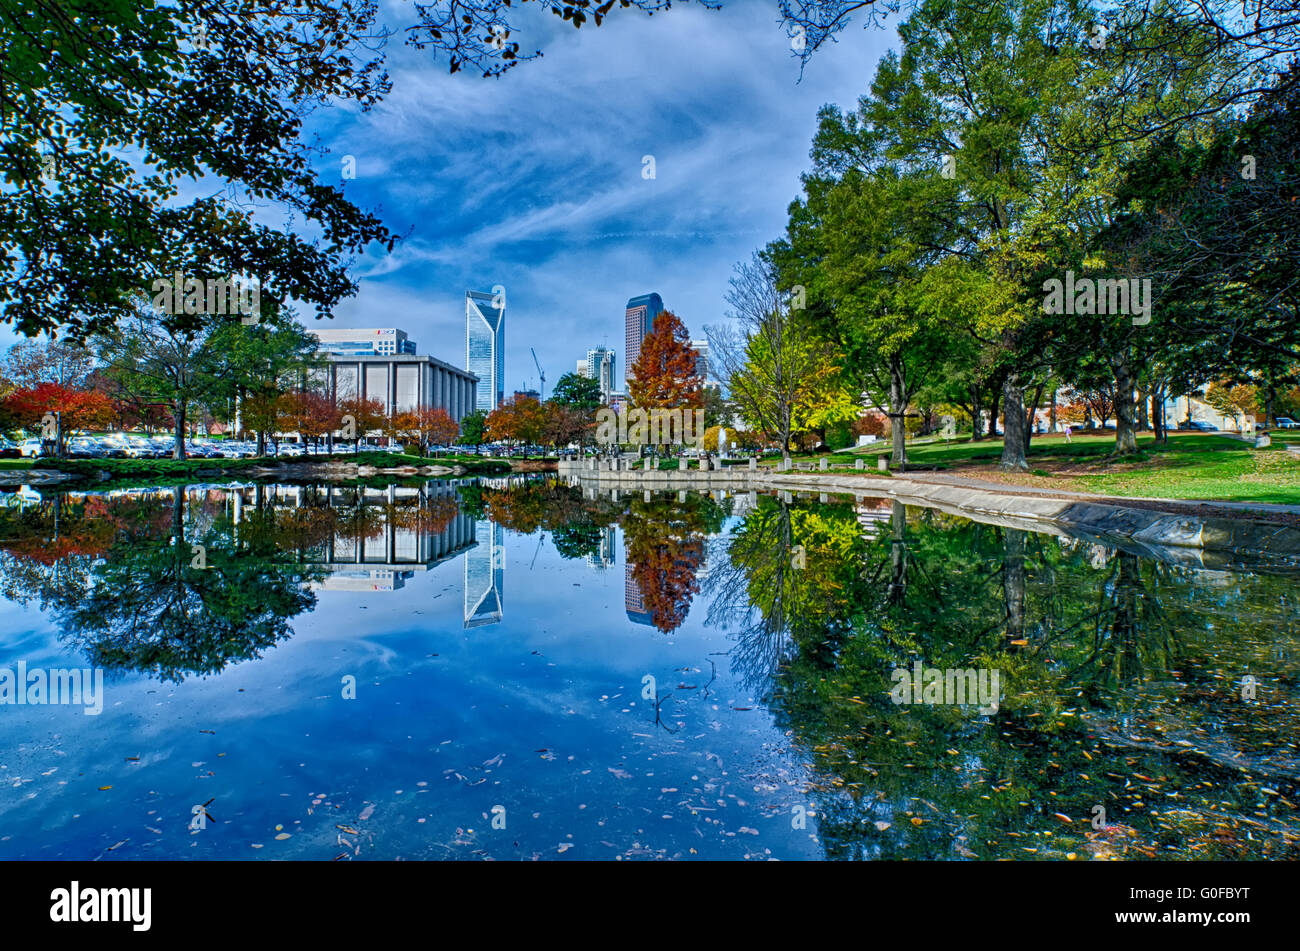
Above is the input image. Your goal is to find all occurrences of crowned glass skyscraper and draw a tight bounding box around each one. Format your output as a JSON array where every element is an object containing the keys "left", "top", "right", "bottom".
[
  {"left": 464, "top": 520, "right": 504, "bottom": 628},
  {"left": 466, "top": 290, "right": 506, "bottom": 412}
]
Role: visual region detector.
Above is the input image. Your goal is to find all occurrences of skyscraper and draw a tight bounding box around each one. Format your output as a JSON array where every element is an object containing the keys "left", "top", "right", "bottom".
[
  {"left": 466, "top": 290, "right": 506, "bottom": 412},
  {"left": 580, "top": 346, "right": 616, "bottom": 403},
  {"left": 624, "top": 293, "right": 663, "bottom": 386},
  {"left": 689, "top": 339, "right": 709, "bottom": 384},
  {"left": 464, "top": 519, "right": 504, "bottom": 628}
]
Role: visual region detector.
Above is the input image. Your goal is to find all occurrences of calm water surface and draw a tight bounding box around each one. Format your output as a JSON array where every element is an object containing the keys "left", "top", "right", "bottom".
[{"left": 0, "top": 477, "right": 1296, "bottom": 860}]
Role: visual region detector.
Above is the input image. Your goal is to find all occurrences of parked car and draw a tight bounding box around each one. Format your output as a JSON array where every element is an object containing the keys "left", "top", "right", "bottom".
[
  {"left": 126, "top": 435, "right": 164, "bottom": 457},
  {"left": 67, "top": 436, "right": 106, "bottom": 457},
  {"left": 1275, "top": 417, "right": 1298, "bottom": 429},
  {"left": 1182, "top": 421, "right": 1219, "bottom": 432},
  {"left": 0, "top": 437, "right": 21, "bottom": 459},
  {"left": 90, "top": 436, "right": 128, "bottom": 458},
  {"left": 18, "top": 438, "right": 45, "bottom": 458}
]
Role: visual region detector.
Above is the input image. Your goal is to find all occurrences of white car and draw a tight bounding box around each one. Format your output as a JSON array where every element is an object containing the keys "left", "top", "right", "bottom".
[{"left": 19, "top": 438, "right": 45, "bottom": 458}]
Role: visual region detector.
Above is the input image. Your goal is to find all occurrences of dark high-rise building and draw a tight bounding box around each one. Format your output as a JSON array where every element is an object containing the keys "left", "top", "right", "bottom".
[{"left": 624, "top": 293, "right": 663, "bottom": 387}]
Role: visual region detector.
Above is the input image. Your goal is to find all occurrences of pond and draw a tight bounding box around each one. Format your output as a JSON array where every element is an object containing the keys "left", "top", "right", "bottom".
[{"left": 0, "top": 477, "right": 1296, "bottom": 860}]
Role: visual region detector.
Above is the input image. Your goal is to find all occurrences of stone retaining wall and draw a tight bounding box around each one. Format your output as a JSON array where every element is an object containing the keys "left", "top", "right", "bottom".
[{"left": 557, "top": 460, "right": 1300, "bottom": 564}]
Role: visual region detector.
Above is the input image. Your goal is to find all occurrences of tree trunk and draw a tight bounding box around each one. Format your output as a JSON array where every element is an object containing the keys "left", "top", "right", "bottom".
[
  {"left": 887, "top": 500, "right": 908, "bottom": 606},
  {"left": 1049, "top": 386, "right": 1057, "bottom": 435},
  {"left": 999, "top": 375, "right": 1029, "bottom": 471},
  {"left": 1024, "top": 380, "right": 1046, "bottom": 454},
  {"left": 173, "top": 402, "right": 187, "bottom": 460},
  {"left": 1003, "top": 528, "right": 1026, "bottom": 641},
  {"left": 1152, "top": 384, "right": 1167, "bottom": 442},
  {"left": 969, "top": 386, "right": 984, "bottom": 441},
  {"left": 987, "top": 388, "right": 1001, "bottom": 438},
  {"left": 889, "top": 354, "right": 908, "bottom": 472},
  {"left": 1114, "top": 357, "right": 1139, "bottom": 454},
  {"left": 1137, "top": 386, "right": 1150, "bottom": 430}
]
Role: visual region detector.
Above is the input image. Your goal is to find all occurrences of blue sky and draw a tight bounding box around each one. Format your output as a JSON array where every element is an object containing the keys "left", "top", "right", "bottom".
[
  {"left": 310, "top": 1, "right": 897, "bottom": 393},
  {"left": 5, "top": 3, "right": 898, "bottom": 392}
]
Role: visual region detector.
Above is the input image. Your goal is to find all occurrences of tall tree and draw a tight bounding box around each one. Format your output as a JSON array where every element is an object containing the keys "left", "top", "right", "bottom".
[
  {"left": 459, "top": 408, "right": 489, "bottom": 453},
  {"left": 628, "top": 310, "right": 702, "bottom": 410},
  {"left": 550, "top": 371, "right": 604, "bottom": 410},
  {"left": 709, "top": 253, "right": 855, "bottom": 463},
  {"left": 92, "top": 303, "right": 227, "bottom": 459},
  {"left": 207, "top": 317, "right": 321, "bottom": 455}
]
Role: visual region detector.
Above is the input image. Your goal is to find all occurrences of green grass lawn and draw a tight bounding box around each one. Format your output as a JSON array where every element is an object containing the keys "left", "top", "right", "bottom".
[
  {"left": 765, "top": 432, "right": 1300, "bottom": 506},
  {"left": 0, "top": 458, "right": 35, "bottom": 470}
]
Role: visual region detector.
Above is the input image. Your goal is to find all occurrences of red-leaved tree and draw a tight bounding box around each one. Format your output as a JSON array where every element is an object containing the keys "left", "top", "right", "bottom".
[{"left": 2, "top": 383, "right": 114, "bottom": 455}]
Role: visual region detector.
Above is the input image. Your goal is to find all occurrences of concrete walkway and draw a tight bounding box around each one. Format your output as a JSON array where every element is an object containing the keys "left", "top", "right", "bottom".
[
  {"left": 890, "top": 470, "right": 1300, "bottom": 517},
  {"left": 557, "top": 459, "right": 1300, "bottom": 565}
]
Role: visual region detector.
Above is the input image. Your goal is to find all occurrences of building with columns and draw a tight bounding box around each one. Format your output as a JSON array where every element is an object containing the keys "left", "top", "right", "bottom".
[{"left": 310, "top": 329, "right": 477, "bottom": 423}]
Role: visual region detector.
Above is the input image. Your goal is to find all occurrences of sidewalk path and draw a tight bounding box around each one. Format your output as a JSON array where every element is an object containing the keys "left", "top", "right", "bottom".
[{"left": 895, "top": 470, "right": 1300, "bottom": 518}]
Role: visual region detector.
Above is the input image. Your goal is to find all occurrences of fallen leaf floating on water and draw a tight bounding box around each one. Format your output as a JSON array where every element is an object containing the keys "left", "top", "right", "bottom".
[
  {"left": 358, "top": 804, "right": 375, "bottom": 821},
  {"left": 98, "top": 785, "right": 112, "bottom": 791}
]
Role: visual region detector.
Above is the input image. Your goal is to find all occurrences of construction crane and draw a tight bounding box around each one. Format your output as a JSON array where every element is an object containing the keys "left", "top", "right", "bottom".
[{"left": 531, "top": 348, "right": 546, "bottom": 401}]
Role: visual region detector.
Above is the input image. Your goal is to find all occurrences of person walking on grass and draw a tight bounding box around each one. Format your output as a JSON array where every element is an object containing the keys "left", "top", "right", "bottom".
[{"left": 1064, "top": 425, "right": 1072, "bottom": 444}]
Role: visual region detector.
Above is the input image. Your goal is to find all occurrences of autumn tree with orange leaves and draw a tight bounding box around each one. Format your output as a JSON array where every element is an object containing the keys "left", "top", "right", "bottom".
[
  {"left": 337, "top": 396, "right": 388, "bottom": 450},
  {"left": 486, "top": 394, "right": 546, "bottom": 449},
  {"left": 276, "top": 391, "right": 340, "bottom": 452},
  {"left": 390, "top": 406, "right": 460, "bottom": 455},
  {"left": 628, "top": 310, "right": 702, "bottom": 411}
]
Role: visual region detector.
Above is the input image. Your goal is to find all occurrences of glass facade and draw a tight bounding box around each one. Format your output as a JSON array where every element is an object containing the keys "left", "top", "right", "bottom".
[
  {"left": 314, "top": 328, "right": 413, "bottom": 356},
  {"left": 466, "top": 290, "right": 505, "bottom": 412},
  {"left": 464, "top": 520, "right": 504, "bottom": 628},
  {"left": 624, "top": 293, "right": 663, "bottom": 386}
]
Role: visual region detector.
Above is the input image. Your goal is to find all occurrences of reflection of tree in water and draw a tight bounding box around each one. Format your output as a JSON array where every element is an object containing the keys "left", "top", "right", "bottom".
[
  {"left": 1040, "top": 548, "right": 1179, "bottom": 701},
  {"left": 0, "top": 485, "right": 327, "bottom": 682},
  {"left": 709, "top": 494, "right": 1299, "bottom": 859},
  {"left": 0, "top": 492, "right": 194, "bottom": 612},
  {"left": 622, "top": 492, "right": 726, "bottom": 633},
  {"left": 705, "top": 494, "right": 871, "bottom": 689},
  {"left": 466, "top": 479, "right": 621, "bottom": 557},
  {"left": 55, "top": 485, "right": 326, "bottom": 681}
]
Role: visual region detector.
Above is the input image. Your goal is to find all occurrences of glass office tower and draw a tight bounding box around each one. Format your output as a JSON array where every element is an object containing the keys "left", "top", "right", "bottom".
[
  {"left": 464, "top": 520, "right": 504, "bottom": 628},
  {"left": 624, "top": 293, "right": 663, "bottom": 386},
  {"left": 466, "top": 290, "right": 506, "bottom": 412}
]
